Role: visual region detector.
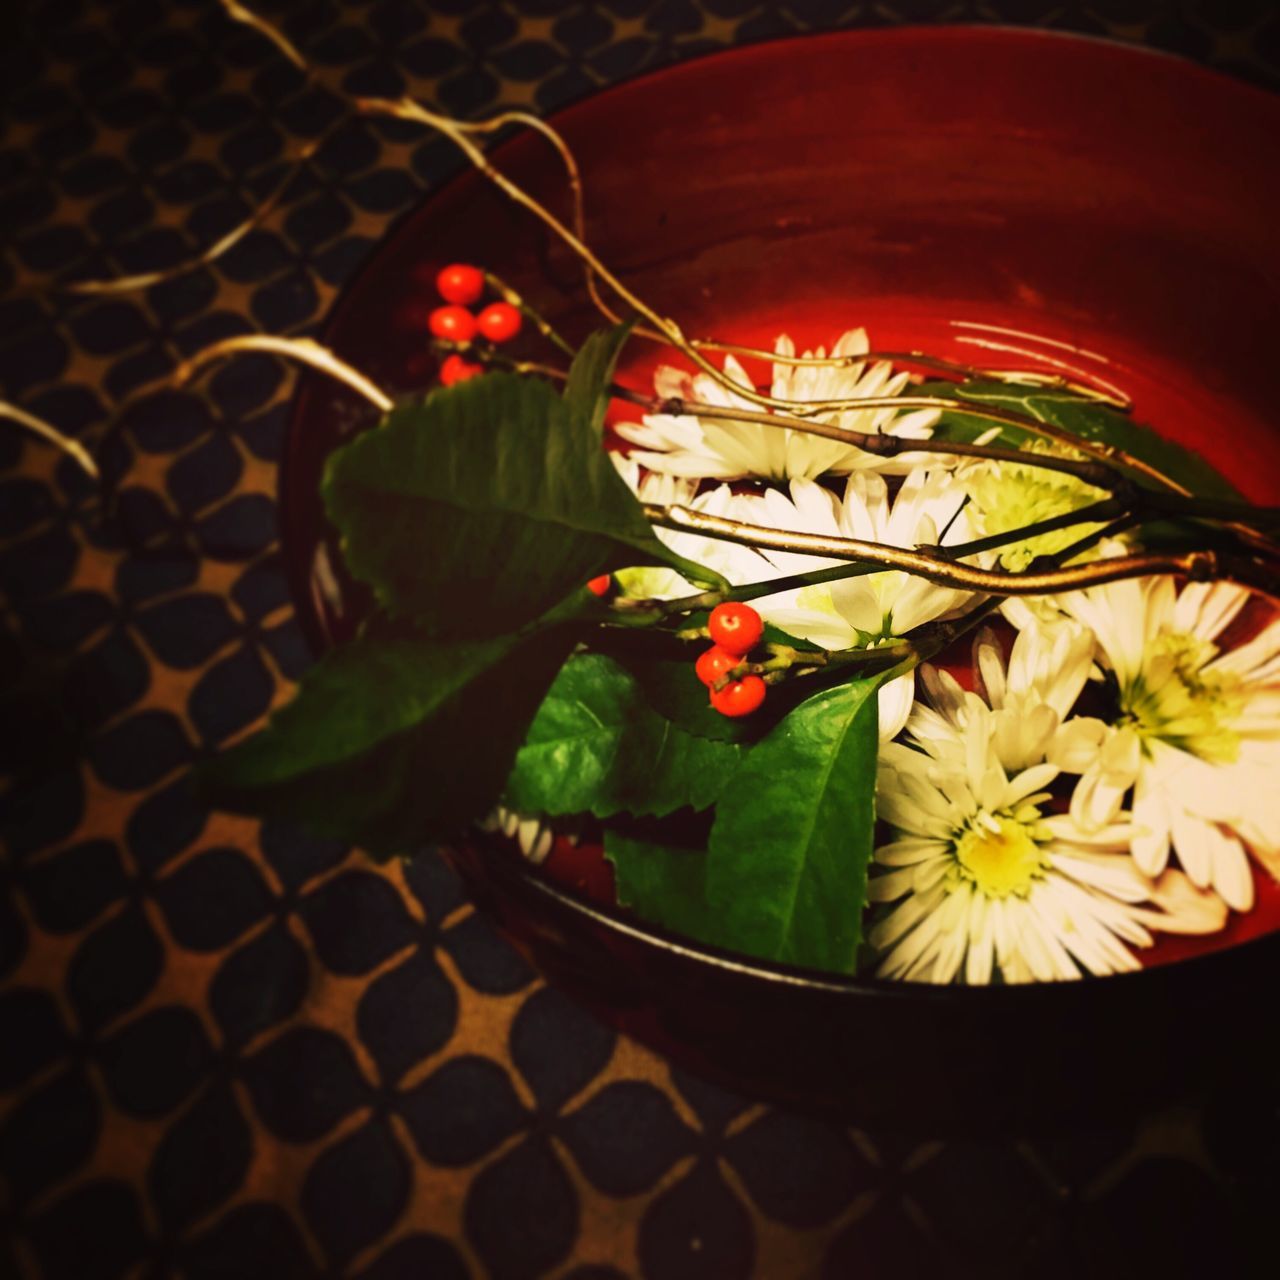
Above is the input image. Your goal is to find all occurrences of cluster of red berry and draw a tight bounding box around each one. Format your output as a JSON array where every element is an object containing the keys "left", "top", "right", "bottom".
[
  {"left": 429, "top": 263, "right": 523, "bottom": 386},
  {"left": 697, "top": 603, "right": 766, "bottom": 717}
]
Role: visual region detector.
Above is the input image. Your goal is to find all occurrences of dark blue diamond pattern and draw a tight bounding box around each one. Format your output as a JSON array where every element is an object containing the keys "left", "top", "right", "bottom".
[
  {"left": 63, "top": 626, "right": 150, "bottom": 729},
  {"left": 300, "top": 1118, "right": 411, "bottom": 1268},
  {"left": 0, "top": 524, "right": 78, "bottom": 602},
  {"left": 181, "top": 1202, "right": 319, "bottom": 1280},
  {"left": 0, "top": 987, "right": 70, "bottom": 1092},
  {"left": 356, "top": 950, "right": 458, "bottom": 1085},
  {"left": 88, "top": 708, "right": 194, "bottom": 789},
  {"left": 187, "top": 642, "right": 274, "bottom": 745},
  {"left": 20, "top": 838, "right": 128, "bottom": 933},
  {"left": 95, "top": 1005, "right": 214, "bottom": 1119},
  {"left": 66, "top": 903, "right": 163, "bottom": 1032},
  {"left": 297, "top": 869, "right": 416, "bottom": 975},
  {"left": 401, "top": 848, "right": 467, "bottom": 921},
  {"left": 0, "top": 1068, "right": 101, "bottom": 1204},
  {"left": 135, "top": 591, "right": 240, "bottom": 669},
  {"left": 147, "top": 1082, "right": 252, "bottom": 1231},
  {"left": 354, "top": 1233, "right": 471, "bottom": 1280},
  {"left": 560, "top": 1082, "right": 694, "bottom": 1198},
  {"left": 0, "top": 764, "right": 84, "bottom": 858},
  {"left": 124, "top": 773, "right": 209, "bottom": 872},
  {"left": 906, "top": 1140, "right": 1051, "bottom": 1256},
  {"left": 441, "top": 910, "right": 534, "bottom": 996},
  {"left": 464, "top": 1135, "right": 578, "bottom": 1280},
  {"left": 154, "top": 846, "right": 273, "bottom": 950},
  {"left": 115, "top": 548, "right": 199, "bottom": 602},
  {"left": 509, "top": 987, "right": 616, "bottom": 1113},
  {"left": 208, "top": 351, "right": 284, "bottom": 418},
  {"left": 209, "top": 921, "right": 309, "bottom": 1047},
  {"left": 822, "top": 1197, "right": 952, "bottom": 1280},
  {"left": 723, "top": 1110, "right": 872, "bottom": 1227},
  {"left": 261, "top": 614, "right": 311, "bottom": 680},
  {"left": 230, "top": 553, "right": 291, "bottom": 620},
  {"left": 259, "top": 819, "right": 348, "bottom": 891},
  {"left": 25, "top": 1179, "right": 150, "bottom": 1280},
  {"left": 243, "top": 1026, "right": 372, "bottom": 1143},
  {"left": 0, "top": 476, "right": 57, "bottom": 537},
  {"left": 638, "top": 1158, "right": 755, "bottom": 1280},
  {"left": 165, "top": 431, "right": 244, "bottom": 515},
  {"left": 196, "top": 492, "right": 276, "bottom": 559},
  {"left": 18, "top": 587, "right": 114, "bottom": 652},
  {"left": 399, "top": 1055, "right": 528, "bottom": 1167}
]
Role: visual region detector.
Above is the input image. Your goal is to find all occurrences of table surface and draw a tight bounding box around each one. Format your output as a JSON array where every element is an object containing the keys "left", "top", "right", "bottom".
[{"left": 2, "top": 2, "right": 1278, "bottom": 1278}]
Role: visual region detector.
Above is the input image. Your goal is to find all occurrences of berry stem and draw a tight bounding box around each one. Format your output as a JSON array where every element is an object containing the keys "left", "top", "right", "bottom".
[{"left": 484, "top": 271, "right": 576, "bottom": 357}]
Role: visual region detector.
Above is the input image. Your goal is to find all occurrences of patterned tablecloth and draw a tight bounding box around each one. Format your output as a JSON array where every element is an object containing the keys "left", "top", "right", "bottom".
[{"left": 2, "top": 2, "right": 1278, "bottom": 1278}]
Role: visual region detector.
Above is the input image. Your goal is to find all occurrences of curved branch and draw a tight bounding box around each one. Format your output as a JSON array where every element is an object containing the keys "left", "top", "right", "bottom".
[
  {"left": 642, "top": 501, "right": 1229, "bottom": 596},
  {"left": 0, "top": 400, "right": 98, "bottom": 479},
  {"left": 171, "top": 336, "right": 393, "bottom": 412}
]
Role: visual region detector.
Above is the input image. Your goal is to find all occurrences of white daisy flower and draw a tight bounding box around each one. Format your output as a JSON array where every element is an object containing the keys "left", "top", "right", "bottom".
[
  {"left": 613, "top": 458, "right": 982, "bottom": 741},
  {"left": 869, "top": 625, "right": 1227, "bottom": 984},
  {"left": 1048, "top": 573, "right": 1280, "bottom": 912},
  {"left": 482, "top": 806, "right": 554, "bottom": 863},
  {"left": 959, "top": 443, "right": 1111, "bottom": 572},
  {"left": 609, "top": 455, "right": 708, "bottom": 600},
  {"left": 735, "top": 471, "right": 982, "bottom": 739},
  {"left": 613, "top": 330, "right": 939, "bottom": 482}
]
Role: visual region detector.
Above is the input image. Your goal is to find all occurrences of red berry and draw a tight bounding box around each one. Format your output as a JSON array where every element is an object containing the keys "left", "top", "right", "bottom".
[
  {"left": 586, "top": 574, "right": 613, "bottom": 597},
  {"left": 476, "top": 301, "right": 522, "bottom": 343},
  {"left": 694, "top": 645, "right": 739, "bottom": 688},
  {"left": 710, "top": 674, "right": 766, "bottom": 718},
  {"left": 429, "top": 305, "right": 477, "bottom": 342},
  {"left": 440, "top": 353, "right": 482, "bottom": 386},
  {"left": 707, "top": 602, "right": 763, "bottom": 656},
  {"left": 436, "top": 263, "right": 485, "bottom": 305},
  {"left": 542, "top": 840, "right": 616, "bottom": 906}
]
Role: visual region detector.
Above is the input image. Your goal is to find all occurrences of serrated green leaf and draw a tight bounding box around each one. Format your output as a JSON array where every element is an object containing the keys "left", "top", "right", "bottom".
[
  {"left": 196, "top": 623, "right": 574, "bottom": 855},
  {"left": 564, "top": 321, "right": 633, "bottom": 436},
  {"left": 604, "top": 828, "right": 711, "bottom": 940},
  {"left": 922, "top": 379, "right": 1239, "bottom": 500},
  {"left": 504, "top": 652, "right": 741, "bottom": 818},
  {"left": 703, "top": 678, "right": 881, "bottom": 971},
  {"left": 322, "top": 372, "right": 724, "bottom": 637}
]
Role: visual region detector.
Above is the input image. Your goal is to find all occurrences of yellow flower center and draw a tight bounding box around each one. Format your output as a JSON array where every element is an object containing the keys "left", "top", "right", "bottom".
[
  {"left": 1123, "top": 631, "right": 1243, "bottom": 764},
  {"left": 953, "top": 814, "right": 1050, "bottom": 899},
  {"left": 963, "top": 445, "right": 1107, "bottom": 571}
]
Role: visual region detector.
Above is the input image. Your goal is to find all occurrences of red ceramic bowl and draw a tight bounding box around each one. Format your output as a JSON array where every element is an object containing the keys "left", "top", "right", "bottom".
[{"left": 282, "top": 28, "right": 1280, "bottom": 1130}]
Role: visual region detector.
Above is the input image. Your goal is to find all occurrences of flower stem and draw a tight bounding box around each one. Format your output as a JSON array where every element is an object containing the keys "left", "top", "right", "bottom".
[{"left": 936, "top": 496, "right": 1127, "bottom": 560}]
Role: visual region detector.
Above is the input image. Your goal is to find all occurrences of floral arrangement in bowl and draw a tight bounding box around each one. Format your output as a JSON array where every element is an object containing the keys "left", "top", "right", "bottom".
[
  {"left": 195, "top": 244, "right": 1279, "bottom": 984},
  {"left": 11, "top": 4, "right": 1278, "bottom": 1003}
]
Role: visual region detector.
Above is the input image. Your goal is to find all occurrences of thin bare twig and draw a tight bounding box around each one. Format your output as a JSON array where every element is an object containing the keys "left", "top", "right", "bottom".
[
  {"left": 0, "top": 400, "right": 99, "bottom": 478},
  {"left": 641, "top": 500, "right": 1227, "bottom": 595},
  {"left": 171, "top": 336, "right": 393, "bottom": 412}
]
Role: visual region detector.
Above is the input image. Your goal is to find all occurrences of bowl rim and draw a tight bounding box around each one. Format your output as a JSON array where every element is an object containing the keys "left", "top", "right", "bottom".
[{"left": 281, "top": 22, "right": 1280, "bottom": 1004}]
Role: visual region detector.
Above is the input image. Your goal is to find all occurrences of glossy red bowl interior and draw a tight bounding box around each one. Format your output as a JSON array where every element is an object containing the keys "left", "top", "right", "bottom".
[{"left": 283, "top": 28, "right": 1280, "bottom": 1126}]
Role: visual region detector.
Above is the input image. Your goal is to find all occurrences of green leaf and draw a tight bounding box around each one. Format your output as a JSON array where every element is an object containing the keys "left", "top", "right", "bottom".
[
  {"left": 503, "top": 652, "right": 741, "bottom": 818},
  {"left": 323, "top": 372, "right": 724, "bottom": 637},
  {"left": 703, "top": 677, "right": 881, "bottom": 971},
  {"left": 564, "top": 322, "right": 633, "bottom": 436},
  {"left": 196, "top": 623, "right": 574, "bottom": 855},
  {"left": 604, "top": 828, "right": 711, "bottom": 941},
  {"left": 922, "top": 379, "right": 1240, "bottom": 500}
]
